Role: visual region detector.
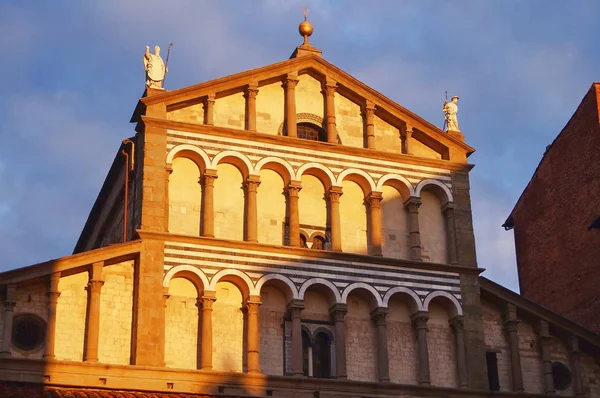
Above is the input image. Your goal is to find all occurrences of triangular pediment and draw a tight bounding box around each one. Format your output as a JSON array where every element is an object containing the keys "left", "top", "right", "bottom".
[{"left": 132, "top": 54, "right": 474, "bottom": 160}]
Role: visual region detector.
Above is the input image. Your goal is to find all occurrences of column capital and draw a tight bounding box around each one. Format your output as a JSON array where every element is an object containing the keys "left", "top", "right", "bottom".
[
  {"left": 362, "top": 100, "right": 376, "bottom": 116},
  {"left": 371, "top": 307, "right": 388, "bottom": 325},
  {"left": 321, "top": 78, "right": 338, "bottom": 96},
  {"left": 411, "top": 311, "right": 429, "bottom": 329},
  {"left": 404, "top": 196, "right": 422, "bottom": 210},
  {"left": 441, "top": 201, "right": 455, "bottom": 213},
  {"left": 329, "top": 303, "right": 348, "bottom": 320},
  {"left": 203, "top": 93, "right": 216, "bottom": 105},
  {"left": 245, "top": 175, "right": 261, "bottom": 192},
  {"left": 537, "top": 319, "right": 551, "bottom": 339},
  {"left": 287, "top": 299, "right": 304, "bottom": 317},
  {"left": 47, "top": 272, "right": 61, "bottom": 298},
  {"left": 285, "top": 180, "right": 302, "bottom": 197},
  {"left": 365, "top": 192, "right": 383, "bottom": 208},
  {"left": 202, "top": 169, "right": 218, "bottom": 185},
  {"left": 569, "top": 335, "right": 580, "bottom": 354},
  {"left": 244, "top": 83, "right": 259, "bottom": 99},
  {"left": 87, "top": 279, "right": 105, "bottom": 292},
  {"left": 327, "top": 186, "right": 343, "bottom": 203},
  {"left": 244, "top": 296, "right": 262, "bottom": 314},
  {"left": 401, "top": 123, "right": 414, "bottom": 136},
  {"left": 282, "top": 74, "right": 299, "bottom": 88},
  {"left": 450, "top": 315, "right": 464, "bottom": 332}
]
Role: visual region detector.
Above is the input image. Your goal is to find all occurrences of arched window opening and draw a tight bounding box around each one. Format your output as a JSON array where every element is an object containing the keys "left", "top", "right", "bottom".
[
  {"left": 302, "top": 330, "right": 311, "bottom": 376},
  {"left": 313, "top": 332, "right": 332, "bottom": 378},
  {"left": 297, "top": 123, "right": 327, "bottom": 142},
  {"left": 312, "top": 235, "right": 326, "bottom": 250},
  {"left": 300, "top": 234, "right": 308, "bottom": 248}
]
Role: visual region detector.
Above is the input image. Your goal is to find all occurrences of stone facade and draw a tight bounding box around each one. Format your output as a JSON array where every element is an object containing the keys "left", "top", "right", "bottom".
[{"left": 0, "top": 38, "right": 599, "bottom": 398}]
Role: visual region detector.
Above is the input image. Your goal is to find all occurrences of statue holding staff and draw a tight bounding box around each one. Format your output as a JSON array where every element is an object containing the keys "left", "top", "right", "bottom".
[
  {"left": 143, "top": 45, "right": 167, "bottom": 89},
  {"left": 443, "top": 95, "right": 460, "bottom": 132}
]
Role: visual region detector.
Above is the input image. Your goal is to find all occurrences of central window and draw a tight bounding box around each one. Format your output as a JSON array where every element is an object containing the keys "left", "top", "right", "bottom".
[{"left": 297, "top": 123, "right": 327, "bottom": 142}]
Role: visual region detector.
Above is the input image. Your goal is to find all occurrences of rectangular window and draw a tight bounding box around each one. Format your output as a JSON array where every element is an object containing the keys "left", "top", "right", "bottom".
[{"left": 486, "top": 351, "right": 500, "bottom": 391}]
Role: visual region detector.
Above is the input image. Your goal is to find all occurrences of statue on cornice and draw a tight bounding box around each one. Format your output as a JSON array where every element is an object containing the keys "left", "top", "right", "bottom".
[
  {"left": 443, "top": 95, "right": 460, "bottom": 132},
  {"left": 143, "top": 45, "right": 166, "bottom": 89}
]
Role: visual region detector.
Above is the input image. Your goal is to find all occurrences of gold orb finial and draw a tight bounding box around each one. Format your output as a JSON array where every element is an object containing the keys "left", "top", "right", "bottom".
[{"left": 299, "top": 8, "right": 313, "bottom": 45}]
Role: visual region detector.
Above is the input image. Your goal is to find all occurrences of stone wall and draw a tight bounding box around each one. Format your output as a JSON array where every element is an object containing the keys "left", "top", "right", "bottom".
[
  {"left": 335, "top": 94, "right": 363, "bottom": 148},
  {"left": 427, "top": 302, "right": 457, "bottom": 388},
  {"left": 214, "top": 93, "right": 244, "bottom": 130},
  {"left": 259, "top": 286, "right": 286, "bottom": 375},
  {"left": 55, "top": 272, "right": 88, "bottom": 361},
  {"left": 339, "top": 180, "right": 367, "bottom": 254},
  {"left": 213, "top": 281, "right": 244, "bottom": 372},
  {"left": 168, "top": 156, "right": 202, "bottom": 236},
  {"left": 419, "top": 190, "right": 447, "bottom": 264},
  {"left": 387, "top": 296, "right": 418, "bottom": 384},
  {"left": 518, "top": 322, "right": 543, "bottom": 394},
  {"left": 256, "top": 82, "right": 284, "bottom": 135},
  {"left": 345, "top": 294, "right": 377, "bottom": 382},
  {"left": 257, "top": 169, "right": 286, "bottom": 246},
  {"left": 380, "top": 185, "right": 410, "bottom": 259},
  {"left": 165, "top": 277, "right": 199, "bottom": 370},
  {"left": 296, "top": 75, "right": 324, "bottom": 117},
  {"left": 214, "top": 163, "right": 244, "bottom": 241},
  {"left": 98, "top": 260, "right": 134, "bottom": 365},
  {"left": 298, "top": 174, "right": 327, "bottom": 232},
  {"left": 11, "top": 283, "right": 48, "bottom": 359}
]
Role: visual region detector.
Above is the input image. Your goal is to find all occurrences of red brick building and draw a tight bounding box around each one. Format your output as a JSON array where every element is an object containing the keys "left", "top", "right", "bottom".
[{"left": 503, "top": 83, "right": 600, "bottom": 333}]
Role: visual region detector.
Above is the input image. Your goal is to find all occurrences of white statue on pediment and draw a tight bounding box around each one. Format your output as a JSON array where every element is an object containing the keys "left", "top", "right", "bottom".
[
  {"left": 443, "top": 95, "right": 460, "bottom": 132},
  {"left": 143, "top": 45, "right": 166, "bottom": 89}
]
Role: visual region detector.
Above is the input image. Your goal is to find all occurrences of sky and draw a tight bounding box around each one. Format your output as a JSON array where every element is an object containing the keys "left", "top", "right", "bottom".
[{"left": 1, "top": 0, "right": 599, "bottom": 292}]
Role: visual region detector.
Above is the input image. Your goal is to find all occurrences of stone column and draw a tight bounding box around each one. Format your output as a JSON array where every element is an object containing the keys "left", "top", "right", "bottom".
[
  {"left": 0, "top": 284, "right": 16, "bottom": 357},
  {"left": 286, "top": 181, "right": 302, "bottom": 247},
  {"left": 203, "top": 94, "right": 215, "bottom": 126},
  {"left": 450, "top": 316, "right": 468, "bottom": 388},
  {"left": 538, "top": 320, "right": 555, "bottom": 395},
  {"left": 442, "top": 202, "right": 459, "bottom": 265},
  {"left": 411, "top": 311, "right": 431, "bottom": 385},
  {"left": 330, "top": 304, "right": 348, "bottom": 379},
  {"left": 244, "top": 175, "right": 261, "bottom": 243},
  {"left": 245, "top": 295, "right": 262, "bottom": 373},
  {"left": 283, "top": 74, "right": 299, "bottom": 138},
  {"left": 366, "top": 192, "right": 383, "bottom": 256},
  {"left": 244, "top": 83, "right": 259, "bottom": 131},
  {"left": 327, "top": 187, "right": 343, "bottom": 252},
  {"left": 503, "top": 304, "right": 524, "bottom": 391},
  {"left": 322, "top": 78, "right": 338, "bottom": 143},
  {"left": 371, "top": 308, "right": 390, "bottom": 382},
  {"left": 363, "top": 101, "right": 376, "bottom": 149},
  {"left": 164, "top": 164, "right": 173, "bottom": 233},
  {"left": 44, "top": 272, "right": 61, "bottom": 359},
  {"left": 404, "top": 197, "right": 422, "bottom": 261},
  {"left": 287, "top": 300, "right": 304, "bottom": 376},
  {"left": 201, "top": 169, "right": 218, "bottom": 238},
  {"left": 569, "top": 336, "right": 585, "bottom": 396},
  {"left": 401, "top": 124, "right": 413, "bottom": 155},
  {"left": 84, "top": 261, "right": 104, "bottom": 362},
  {"left": 199, "top": 291, "right": 216, "bottom": 370}
]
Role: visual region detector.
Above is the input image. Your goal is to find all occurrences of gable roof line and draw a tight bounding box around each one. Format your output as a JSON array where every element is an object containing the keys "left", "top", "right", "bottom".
[
  {"left": 0, "top": 240, "right": 142, "bottom": 285},
  {"left": 480, "top": 277, "right": 600, "bottom": 346},
  {"left": 133, "top": 54, "right": 474, "bottom": 155},
  {"left": 503, "top": 82, "right": 600, "bottom": 229}
]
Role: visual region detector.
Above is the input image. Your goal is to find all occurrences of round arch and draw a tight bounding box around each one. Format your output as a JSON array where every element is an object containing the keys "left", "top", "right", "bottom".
[
  {"left": 341, "top": 282, "right": 383, "bottom": 308},
  {"left": 423, "top": 291, "right": 463, "bottom": 317},
  {"left": 335, "top": 169, "right": 376, "bottom": 195},
  {"left": 382, "top": 286, "right": 424, "bottom": 312},
  {"left": 255, "top": 157, "right": 296, "bottom": 184},
  {"left": 208, "top": 268, "right": 255, "bottom": 298},
  {"left": 415, "top": 179, "right": 453, "bottom": 204},
  {"left": 211, "top": 150, "right": 255, "bottom": 178},
  {"left": 255, "top": 274, "right": 300, "bottom": 301},
  {"left": 376, "top": 174, "right": 416, "bottom": 198},
  {"left": 298, "top": 278, "right": 342, "bottom": 304},
  {"left": 163, "top": 265, "right": 210, "bottom": 295},
  {"left": 166, "top": 144, "right": 211, "bottom": 172},
  {"left": 296, "top": 163, "right": 336, "bottom": 190}
]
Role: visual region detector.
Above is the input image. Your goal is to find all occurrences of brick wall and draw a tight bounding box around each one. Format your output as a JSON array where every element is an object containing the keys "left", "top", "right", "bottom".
[
  {"left": 511, "top": 84, "right": 600, "bottom": 332},
  {"left": 481, "top": 301, "right": 512, "bottom": 391},
  {"left": 345, "top": 295, "right": 377, "bottom": 382},
  {"left": 165, "top": 277, "right": 199, "bottom": 370},
  {"left": 98, "top": 261, "right": 134, "bottom": 365},
  {"left": 55, "top": 272, "right": 88, "bottom": 361},
  {"left": 427, "top": 302, "right": 458, "bottom": 388},
  {"left": 259, "top": 286, "right": 286, "bottom": 375},
  {"left": 387, "top": 296, "right": 418, "bottom": 384}
]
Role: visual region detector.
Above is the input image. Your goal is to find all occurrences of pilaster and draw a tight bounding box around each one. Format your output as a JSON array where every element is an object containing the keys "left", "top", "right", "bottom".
[
  {"left": 365, "top": 192, "right": 383, "bottom": 256},
  {"left": 503, "top": 304, "right": 524, "bottom": 391},
  {"left": 450, "top": 315, "right": 468, "bottom": 388},
  {"left": 287, "top": 299, "right": 304, "bottom": 376},
  {"left": 322, "top": 77, "right": 338, "bottom": 143},
  {"left": 285, "top": 181, "right": 302, "bottom": 247},
  {"left": 404, "top": 197, "right": 422, "bottom": 261},
  {"left": 84, "top": 262, "right": 104, "bottom": 363},
  {"left": 0, "top": 284, "right": 16, "bottom": 357},
  {"left": 44, "top": 272, "right": 61, "bottom": 359},
  {"left": 245, "top": 295, "right": 262, "bottom": 373},
  {"left": 201, "top": 169, "right": 218, "bottom": 238},
  {"left": 411, "top": 311, "right": 431, "bottom": 385},
  {"left": 203, "top": 94, "right": 215, "bottom": 126},
  {"left": 330, "top": 303, "right": 348, "bottom": 379},
  {"left": 199, "top": 290, "right": 216, "bottom": 370},
  {"left": 442, "top": 202, "right": 458, "bottom": 265},
  {"left": 362, "top": 101, "right": 376, "bottom": 149},
  {"left": 371, "top": 308, "right": 390, "bottom": 382},
  {"left": 283, "top": 74, "right": 299, "bottom": 138},
  {"left": 538, "top": 320, "right": 555, "bottom": 395},
  {"left": 244, "top": 175, "right": 261, "bottom": 243},
  {"left": 244, "top": 83, "right": 259, "bottom": 131},
  {"left": 327, "top": 187, "right": 343, "bottom": 252}
]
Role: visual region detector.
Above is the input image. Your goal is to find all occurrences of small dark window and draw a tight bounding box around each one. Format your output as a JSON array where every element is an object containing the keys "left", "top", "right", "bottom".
[
  {"left": 312, "top": 236, "right": 325, "bottom": 250},
  {"left": 12, "top": 314, "right": 46, "bottom": 351},
  {"left": 486, "top": 352, "right": 500, "bottom": 391},
  {"left": 313, "top": 332, "right": 331, "bottom": 378},
  {"left": 552, "top": 362, "right": 572, "bottom": 391}
]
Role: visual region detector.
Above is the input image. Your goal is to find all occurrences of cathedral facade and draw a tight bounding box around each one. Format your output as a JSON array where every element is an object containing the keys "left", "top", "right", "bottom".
[{"left": 1, "top": 24, "right": 600, "bottom": 398}]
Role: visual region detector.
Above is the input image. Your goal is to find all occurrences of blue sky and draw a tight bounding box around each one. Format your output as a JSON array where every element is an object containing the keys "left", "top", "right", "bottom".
[{"left": 1, "top": 1, "right": 599, "bottom": 292}]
